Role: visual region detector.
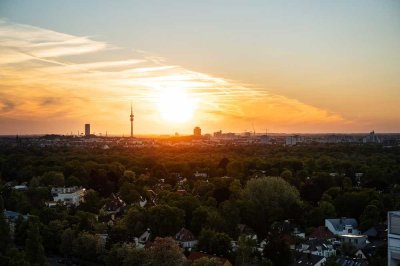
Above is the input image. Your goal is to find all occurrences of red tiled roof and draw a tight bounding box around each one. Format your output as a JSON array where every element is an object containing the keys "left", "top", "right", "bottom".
[
  {"left": 187, "top": 252, "right": 229, "bottom": 265},
  {"left": 310, "top": 226, "right": 335, "bottom": 239}
]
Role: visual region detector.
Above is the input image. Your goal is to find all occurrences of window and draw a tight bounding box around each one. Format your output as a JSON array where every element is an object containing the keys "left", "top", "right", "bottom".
[{"left": 390, "top": 213, "right": 400, "bottom": 235}]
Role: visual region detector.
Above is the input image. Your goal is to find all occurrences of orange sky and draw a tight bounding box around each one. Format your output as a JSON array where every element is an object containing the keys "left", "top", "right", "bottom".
[{"left": 0, "top": 5, "right": 399, "bottom": 135}]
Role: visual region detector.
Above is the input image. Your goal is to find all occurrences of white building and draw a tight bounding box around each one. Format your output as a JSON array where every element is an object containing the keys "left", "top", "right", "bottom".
[
  {"left": 325, "top": 218, "right": 360, "bottom": 235},
  {"left": 388, "top": 211, "right": 400, "bottom": 266},
  {"left": 295, "top": 239, "right": 336, "bottom": 258},
  {"left": 286, "top": 135, "right": 302, "bottom": 145},
  {"left": 339, "top": 234, "right": 368, "bottom": 249},
  {"left": 175, "top": 228, "right": 198, "bottom": 249},
  {"left": 51, "top": 186, "right": 85, "bottom": 206}
]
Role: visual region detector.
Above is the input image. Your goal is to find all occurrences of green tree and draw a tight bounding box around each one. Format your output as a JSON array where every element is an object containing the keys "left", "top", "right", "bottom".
[
  {"left": 242, "top": 176, "right": 301, "bottom": 235},
  {"left": 0, "top": 196, "right": 11, "bottom": 254},
  {"left": 236, "top": 234, "right": 258, "bottom": 265},
  {"left": 59, "top": 228, "right": 75, "bottom": 257},
  {"left": 72, "top": 232, "right": 103, "bottom": 262},
  {"left": 148, "top": 204, "right": 185, "bottom": 237},
  {"left": 198, "top": 229, "right": 232, "bottom": 257},
  {"left": 40, "top": 171, "right": 65, "bottom": 187},
  {"left": 25, "top": 219, "right": 47, "bottom": 266},
  {"left": 146, "top": 237, "right": 184, "bottom": 266},
  {"left": 104, "top": 243, "right": 146, "bottom": 266},
  {"left": 262, "top": 232, "right": 292, "bottom": 266},
  {"left": 359, "top": 204, "right": 380, "bottom": 231}
]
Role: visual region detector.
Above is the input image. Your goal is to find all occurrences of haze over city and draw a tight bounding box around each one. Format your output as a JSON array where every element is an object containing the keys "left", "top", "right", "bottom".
[{"left": 0, "top": 0, "right": 399, "bottom": 135}]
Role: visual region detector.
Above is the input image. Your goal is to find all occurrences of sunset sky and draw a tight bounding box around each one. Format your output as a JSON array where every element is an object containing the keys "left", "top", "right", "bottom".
[{"left": 0, "top": 0, "right": 399, "bottom": 135}]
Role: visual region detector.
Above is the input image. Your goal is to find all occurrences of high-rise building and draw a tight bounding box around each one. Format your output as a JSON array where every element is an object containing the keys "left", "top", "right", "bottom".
[
  {"left": 193, "top": 126, "right": 201, "bottom": 137},
  {"left": 388, "top": 211, "right": 400, "bottom": 265},
  {"left": 85, "top": 124, "right": 90, "bottom": 137},
  {"left": 130, "top": 104, "right": 134, "bottom": 137}
]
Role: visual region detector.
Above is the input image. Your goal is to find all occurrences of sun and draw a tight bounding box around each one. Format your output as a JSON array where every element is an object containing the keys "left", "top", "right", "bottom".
[{"left": 157, "top": 89, "right": 197, "bottom": 123}]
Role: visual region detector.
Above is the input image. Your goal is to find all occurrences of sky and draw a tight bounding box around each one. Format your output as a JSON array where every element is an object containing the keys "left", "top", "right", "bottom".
[{"left": 0, "top": 0, "right": 399, "bottom": 135}]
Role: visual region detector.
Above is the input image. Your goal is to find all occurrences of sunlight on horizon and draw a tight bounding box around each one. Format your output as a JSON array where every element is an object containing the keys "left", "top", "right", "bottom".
[{"left": 157, "top": 88, "right": 198, "bottom": 123}]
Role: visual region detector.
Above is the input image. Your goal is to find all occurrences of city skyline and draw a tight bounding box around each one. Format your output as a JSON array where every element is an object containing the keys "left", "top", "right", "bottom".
[{"left": 1, "top": 0, "right": 400, "bottom": 135}]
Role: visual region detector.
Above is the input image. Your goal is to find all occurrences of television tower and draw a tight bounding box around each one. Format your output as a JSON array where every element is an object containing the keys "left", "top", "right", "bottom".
[{"left": 130, "top": 103, "right": 134, "bottom": 137}]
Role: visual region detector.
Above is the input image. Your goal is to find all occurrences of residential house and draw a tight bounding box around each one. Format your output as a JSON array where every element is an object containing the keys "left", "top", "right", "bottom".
[
  {"left": 339, "top": 234, "right": 368, "bottom": 249},
  {"left": 292, "top": 251, "right": 326, "bottom": 266},
  {"left": 309, "top": 226, "right": 335, "bottom": 240},
  {"left": 325, "top": 218, "right": 359, "bottom": 235},
  {"left": 363, "top": 223, "right": 387, "bottom": 240},
  {"left": 187, "top": 252, "right": 233, "bottom": 266},
  {"left": 4, "top": 210, "right": 29, "bottom": 237},
  {"left": 51, "top": 186, "right": 85, "bottom": 206},
  {"left": 175, "top": 228, "right": 198, "bottom": 248},
  {"left": 135, "top": 228, "right": 151, "bottom": 248},
  {"left": 336, "top": 257, "right": 368, "bottom": 266},
  {"left": 354, "top": 241, "right": 385, "bottom": 261},
  {"left": 295, "top": 239, "right": 336, "bottom": 258}
]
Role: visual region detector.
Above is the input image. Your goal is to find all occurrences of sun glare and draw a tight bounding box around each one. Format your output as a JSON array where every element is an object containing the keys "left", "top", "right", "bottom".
[{"left": 157, "top": 89, "right": 197, "bottom": 123}]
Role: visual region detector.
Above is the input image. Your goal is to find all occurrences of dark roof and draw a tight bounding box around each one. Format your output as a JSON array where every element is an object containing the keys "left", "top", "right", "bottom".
[
  {"left": 187, "top": 252, "right": 229, "bottom": 265},
  {"left": 363, "top": 224, "right": 387, "bottom": 239},
  {"left": 310, "top": 226, "right": 335, "bottom": 239},
  {"left": 336, "top": 257, "right": 368, "bottom": 266},
  {"left": 358, "top": 240, "right": 386, "bottom": 259},
  {"left": 175, "top": 228, "right": 196, "bottom": 242},
  {"left": 326, "top": 218, "right": 358, "bottom": 231},
  {"left": 102, "top": 193, "right": 126, "bottom": 212},
  {"left": 4, "top": 210, "right": 29, "bottom": 222},
  {"left": 297, "top": 239, "right": 334, "bottom": 252},
  {"left": 292, "top": 251, "right": 325, "bottom": 266}
]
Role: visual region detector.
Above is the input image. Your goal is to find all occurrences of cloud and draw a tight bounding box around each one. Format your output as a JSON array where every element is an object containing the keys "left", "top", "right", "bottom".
[{"left": 0, "top": 19, "right": 346, "bottom": 134}]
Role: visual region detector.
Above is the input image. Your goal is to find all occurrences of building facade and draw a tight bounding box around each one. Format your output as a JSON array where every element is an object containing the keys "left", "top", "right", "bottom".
[
  {"left": 85, "top": 123, "right": 90, "bottom": 137},
  {"left": 388, "top": 211, "right": 400, "bottom": 266}
]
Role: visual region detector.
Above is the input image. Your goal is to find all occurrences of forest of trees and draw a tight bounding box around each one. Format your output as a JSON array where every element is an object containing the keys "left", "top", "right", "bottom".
[{"left": 0, "top": 143, "right": 399, "bottom": 265}]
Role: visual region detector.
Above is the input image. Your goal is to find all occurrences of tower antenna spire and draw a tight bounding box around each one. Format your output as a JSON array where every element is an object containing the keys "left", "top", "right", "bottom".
[{"left": 130, "top": 103, "right": 134, "bottom": 137}]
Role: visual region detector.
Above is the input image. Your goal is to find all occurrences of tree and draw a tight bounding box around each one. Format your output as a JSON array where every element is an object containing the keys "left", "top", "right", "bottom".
[
  {"left": 148, "top": 204, "right": 185, "bottom": 237},
  {"left": 0, "top": 196, "right": 11, "bottom": 254},
  {"left": 198, "top": 229, "right": 232, "bottom": 257},
  {"left": 25, "top": 219, "right": 47, "bottom": 266},
  {"left": 146, "top": 237, "right": 184, "bottom": 266},
  {"left": 79, "top": 189, "right": 103, "bottom": 214},
  {"left": 191, "top": 257, "right": 221, "bottom": 266},
  {"left": 241, "top": 176, "right": 301, "bottom": 235},
  {"left": 72, "top": 232, "right": 103, "bottom": 262},
  {"left": 359, "top": 204, "right": 380, "bottom": 231},
  {"left": 236, "top": 234, "right": 258, "bottom": 265},
  {"left": 262, "top": 231, "right": 292, "bottom": 266},
  {"left": 59, "top": 228, "right": 75, "bottom": 257},
  {"left": 104, "top": 243, "right": 146, "bottom": 266},
  {"left": 306, "top": 201, "right": 336, "bottom": 227},
  {"left": 40, "top": 171, "right": 65, "bottom": 187}
]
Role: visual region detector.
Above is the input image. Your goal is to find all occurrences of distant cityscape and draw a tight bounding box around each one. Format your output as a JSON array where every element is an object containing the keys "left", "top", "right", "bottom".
[{"left": 1, "top": 105, "right": 399, "bottom": 148}]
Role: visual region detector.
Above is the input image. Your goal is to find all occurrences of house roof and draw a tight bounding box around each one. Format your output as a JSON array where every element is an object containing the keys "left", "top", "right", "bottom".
[
  {"left": 336, "top": 257, "right": 368, "bottom": 266},
  {"left": 297, "top": 239, "right": 334, "bottom": 252},
  {"left": 363, "top": 224, "right": 387, "bottom": 239},
  {"left": 175, "top": 227, "right": 196, "bottom": 242},
  {"left": 292, "top": 251, "right": 325, "bottom": 266},
  {"left": 187, "top": 252, "right": 230, "bottom": 265},
  {"left": 310, "top": 226, "right": 335, "bottom": 239},
  {"left": 326, "top": 218, "right": 358, "bottom": 231},
  {"left": 4, "top": 210, "right": 29, "bottom": 222},
  {"left": 102, "top": 193, "right": 126, "bottom": 212}
]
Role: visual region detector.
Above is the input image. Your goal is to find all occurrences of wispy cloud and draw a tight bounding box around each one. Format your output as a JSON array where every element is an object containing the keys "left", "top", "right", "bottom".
[{"left": 0, "top": 19, "right": 346, "bottom": 134}]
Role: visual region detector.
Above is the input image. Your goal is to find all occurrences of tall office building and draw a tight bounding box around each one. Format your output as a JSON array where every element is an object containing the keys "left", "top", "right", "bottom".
[
  {"left": 85, "top": 124, "right": 90, "bottom": 137},
  {"left": 130, "top": 104, "right": 134, "bottom": 137},
  {"left": 388, "top": 211, "right": 400, "bottom": 265},
  {"left": 193, "top": 126, "right": 201, "bottom": 137}
]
